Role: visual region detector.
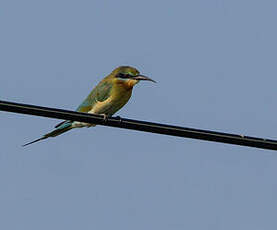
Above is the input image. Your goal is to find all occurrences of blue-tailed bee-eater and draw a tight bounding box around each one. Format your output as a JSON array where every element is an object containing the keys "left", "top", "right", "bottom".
[{"left": 23, "top": 66, "right": 156, "bottom": 146}]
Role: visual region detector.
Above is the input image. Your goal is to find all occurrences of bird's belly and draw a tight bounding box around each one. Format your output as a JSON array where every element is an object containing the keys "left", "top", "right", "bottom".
[
  {"left": 72, "top": 121, "right": 95, "bottom": 128},
  {"left": 90, "top": 92, "right": 131, "bottom": 116},
  {"left": 72, "top": 89, "right": 131, "bottom": 128}
]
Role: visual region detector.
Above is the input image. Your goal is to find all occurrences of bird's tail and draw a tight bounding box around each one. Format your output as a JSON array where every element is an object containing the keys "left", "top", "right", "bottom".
[{"left": 22, "top": 121, "right": 73, "bottom": 147}]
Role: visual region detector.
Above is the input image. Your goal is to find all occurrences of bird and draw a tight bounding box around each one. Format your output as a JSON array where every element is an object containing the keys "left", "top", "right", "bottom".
[{"left": 22, "top": 66, "right": 156, "bottom": 146}]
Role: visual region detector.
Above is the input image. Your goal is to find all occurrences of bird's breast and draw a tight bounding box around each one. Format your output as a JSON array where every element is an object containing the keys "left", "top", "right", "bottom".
[
  {"left": 109, "top": 84, "right": 133, "bottom": 110},
  {"left": 89, "top": 82, "right": 133, "bottom": 115}
]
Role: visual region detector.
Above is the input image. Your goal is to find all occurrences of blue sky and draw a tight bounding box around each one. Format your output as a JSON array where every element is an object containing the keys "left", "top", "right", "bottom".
[{"left": 1, "top": 0, "right": 277, "bottom": 229}]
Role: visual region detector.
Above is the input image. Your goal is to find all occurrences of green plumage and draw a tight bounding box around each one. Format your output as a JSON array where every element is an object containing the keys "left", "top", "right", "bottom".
[
  {"left": 76, "top": 81, "right": 112, "bottom": 113},
  {"left": 23, "top": 66, "right": 155, "bottom": 146}
]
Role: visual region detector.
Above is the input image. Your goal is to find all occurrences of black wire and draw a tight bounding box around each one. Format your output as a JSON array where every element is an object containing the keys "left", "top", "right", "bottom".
[{"left": 0, "top": 99, "right": 277, "bottom": 151}]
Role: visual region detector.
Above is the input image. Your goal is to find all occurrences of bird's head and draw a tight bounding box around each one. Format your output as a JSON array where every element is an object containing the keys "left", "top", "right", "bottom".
[{"left": 111, "top": 66, "right": 156, "bottom": 88}]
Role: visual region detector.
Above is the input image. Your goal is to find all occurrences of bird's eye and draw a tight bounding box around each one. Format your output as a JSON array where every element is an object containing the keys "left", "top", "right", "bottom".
[
  {"left": 117, "top": 73, "right": 124, "bottom": 78},
  {"left": 117, "top": 73, "right": 129, "bottom": 78}
]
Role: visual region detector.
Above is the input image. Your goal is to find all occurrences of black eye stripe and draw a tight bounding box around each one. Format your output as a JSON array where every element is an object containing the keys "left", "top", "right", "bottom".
[{"left": 117, "top": 73, "right": 130, "bottom": 78}]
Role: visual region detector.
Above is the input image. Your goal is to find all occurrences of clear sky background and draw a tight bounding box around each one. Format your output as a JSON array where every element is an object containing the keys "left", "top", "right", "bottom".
[{"left": 1, "top": 0, "right": 277, "bottom": 229}]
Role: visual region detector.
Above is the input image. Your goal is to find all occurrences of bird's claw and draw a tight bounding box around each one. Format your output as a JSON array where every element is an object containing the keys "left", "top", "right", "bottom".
[
  {"left": 101, "top": 114, "right": 109, "bottom": 123},
  {"left": 115, "top": 116, "right": 122, "bottom": 124}
]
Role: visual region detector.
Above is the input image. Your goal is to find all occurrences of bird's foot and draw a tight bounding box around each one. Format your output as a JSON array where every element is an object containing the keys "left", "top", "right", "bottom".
[
  {"left": 101, "top": 114, "right": 109, "bottom": 123},
  {"left": 115, "top": 116, "right": 122, "bottom": 124}
]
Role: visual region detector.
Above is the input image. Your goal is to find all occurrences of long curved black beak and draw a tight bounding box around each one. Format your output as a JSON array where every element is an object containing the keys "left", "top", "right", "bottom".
[{"left": 132, "top": 75, "right": 156, "bottom": 83}]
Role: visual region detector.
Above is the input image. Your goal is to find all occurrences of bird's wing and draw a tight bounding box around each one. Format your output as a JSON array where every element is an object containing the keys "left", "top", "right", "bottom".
[
  {"left": 54, "top": 81, "right": 112, "bottom": 129},
  {"left": 76, "top": 81, "right": 113, "bottom": 113},
  {"left": 24, "top": 80, "right": 113, "bottom": 146}
]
